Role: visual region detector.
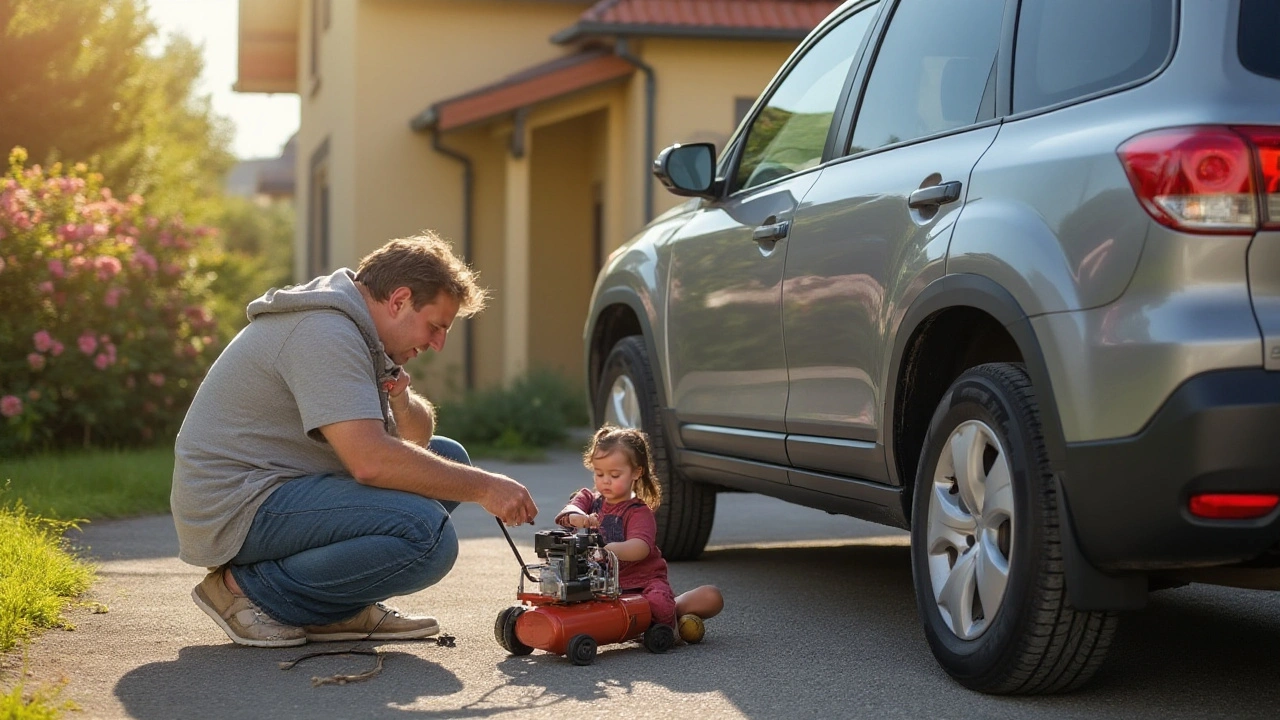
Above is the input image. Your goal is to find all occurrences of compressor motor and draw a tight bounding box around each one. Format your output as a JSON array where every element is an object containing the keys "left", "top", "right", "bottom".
[{"left": 527, "top": 528, "right": 619, "bottom": 603}]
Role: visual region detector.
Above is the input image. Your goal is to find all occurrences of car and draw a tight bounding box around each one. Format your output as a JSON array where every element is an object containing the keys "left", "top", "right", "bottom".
[{"left": 583, "top": 0, "right": 1280, "bottom": 695}]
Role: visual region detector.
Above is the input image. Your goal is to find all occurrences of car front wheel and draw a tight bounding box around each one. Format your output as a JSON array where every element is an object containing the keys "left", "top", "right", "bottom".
[
  {"left": 910, "top": 363, "right": 1118, "bottom": 694},
  {"left": 595, "top": 336, "right": 715, "bottom": 560}
]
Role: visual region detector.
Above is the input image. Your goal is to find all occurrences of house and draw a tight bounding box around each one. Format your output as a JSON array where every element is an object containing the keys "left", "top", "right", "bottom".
[
  {"left": 225, "top": 134, "right": 297, "bottom": 200},
  {"left": 235, "top": 0, "right": 837, "bottom": 396}
]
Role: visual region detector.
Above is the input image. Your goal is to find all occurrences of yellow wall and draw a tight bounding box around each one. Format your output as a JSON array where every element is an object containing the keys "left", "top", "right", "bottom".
[
  {"left": 636, "top": 38, "right": 799, "bottom": 222},
  {"left": 294, "top": 0, "right": 360, "bottom": 281},
  {"left": 348, "top": 0, "right": 584, "bottom": 396},
  {"left": 527, "top": 110, "right": 608, "bottom": 381}
]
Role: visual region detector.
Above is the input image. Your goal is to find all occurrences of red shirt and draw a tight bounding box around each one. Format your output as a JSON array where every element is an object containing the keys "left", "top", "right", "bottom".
[{"left": 556, "top": 488, "right": 669, "bottom": 590}]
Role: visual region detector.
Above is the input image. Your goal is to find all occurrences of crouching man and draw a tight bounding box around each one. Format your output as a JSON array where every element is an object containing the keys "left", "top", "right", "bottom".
[{"left": 172, "top": 233, "right": 538, "bottom": 646}]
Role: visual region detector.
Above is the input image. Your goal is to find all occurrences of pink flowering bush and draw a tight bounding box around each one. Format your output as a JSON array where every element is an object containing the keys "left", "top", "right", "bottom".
[{"left": 0, "top": 148, "right": 225, "bottom": 455}]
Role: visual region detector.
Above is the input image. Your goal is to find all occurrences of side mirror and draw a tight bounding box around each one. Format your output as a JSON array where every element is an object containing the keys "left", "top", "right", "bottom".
[{"left": 653, "top": 143, "right": 718, "bottom": 199}]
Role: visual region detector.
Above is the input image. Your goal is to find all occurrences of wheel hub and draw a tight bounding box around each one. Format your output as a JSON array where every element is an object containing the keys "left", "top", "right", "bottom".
[
  {"left": 925, "top": 419, "right": 1015, "bottom": 640},
  {"left": 604, "top": 375, "right": 640, "bottom": 428}
]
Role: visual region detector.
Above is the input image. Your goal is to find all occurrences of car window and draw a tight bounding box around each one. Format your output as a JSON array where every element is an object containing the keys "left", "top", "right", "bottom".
[
  {"left": 1240, "top": 0, "right": 1280, "bottom": 80},
  {"left": 1013, "top": 0, "right": 1174, "bottom": 114},
  {"left": 732, "top": 4, "right": 878, "bottom": 193},
  {"left": 850, "top": 0, "right": 1004, "bottom": 155}
]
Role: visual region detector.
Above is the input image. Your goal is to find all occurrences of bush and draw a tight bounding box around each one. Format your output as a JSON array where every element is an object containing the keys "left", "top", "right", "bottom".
[
  {"left": 0, "top": 148, "right": 224, "bottom": 455},
  {"left": 436, "top": 369, "right": 589, "bottom": 455}
]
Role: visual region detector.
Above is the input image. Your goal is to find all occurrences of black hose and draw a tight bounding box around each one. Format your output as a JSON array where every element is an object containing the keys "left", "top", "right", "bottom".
[{"left": 496, "top": 517, "right": 539, "bottom": 583}]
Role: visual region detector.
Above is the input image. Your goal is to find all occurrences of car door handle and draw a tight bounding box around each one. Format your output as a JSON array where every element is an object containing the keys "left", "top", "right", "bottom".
[
  {"left": 752, "top": 220, "right": 790, "bottom": 242},
  {"left": 908, "top": 181, "right": 963, "bottom": 209}
]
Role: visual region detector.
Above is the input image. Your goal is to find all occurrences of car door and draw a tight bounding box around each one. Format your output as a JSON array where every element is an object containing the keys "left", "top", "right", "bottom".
[
  {"left": 781, "top": 0, "right": 1010, "bottom": 488},
  {"left": 664, "top": 2, "right": 883, "bottom": 470}
]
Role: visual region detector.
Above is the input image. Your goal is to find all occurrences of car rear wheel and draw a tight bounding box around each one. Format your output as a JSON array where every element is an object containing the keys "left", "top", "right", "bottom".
[
  {"left": 910, "top": 363, "right": 1118, "bottom": 694},
  {"left": 595, "top": 336, "right": 716, "bottom": 560}
]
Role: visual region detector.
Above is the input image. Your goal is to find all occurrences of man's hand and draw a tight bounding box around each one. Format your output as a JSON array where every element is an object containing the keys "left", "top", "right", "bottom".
[{"left": 482, "top": 473, "right": 539, "bottom": 526}]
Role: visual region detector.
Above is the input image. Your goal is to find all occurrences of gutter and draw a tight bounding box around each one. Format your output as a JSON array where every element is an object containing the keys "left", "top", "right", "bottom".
[
  {"left": 613, "top": 38, "right": 655, "bottom": 223},
  {"left": 409, "top": 108, "right": 476, "bottom": 390}
]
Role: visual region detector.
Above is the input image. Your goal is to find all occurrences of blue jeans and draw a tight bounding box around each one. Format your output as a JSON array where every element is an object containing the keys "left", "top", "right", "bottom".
[{"left": 227, "top": 436, "right": 467, "bottom": 626}]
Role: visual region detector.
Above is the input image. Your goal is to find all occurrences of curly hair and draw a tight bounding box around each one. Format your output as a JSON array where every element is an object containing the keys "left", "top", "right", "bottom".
[
  {"left": 355, "top": 232, "right": 488, "bottom": 316},
  {"left": 582, "top": 425, "right": 662, "bottom": 510}
]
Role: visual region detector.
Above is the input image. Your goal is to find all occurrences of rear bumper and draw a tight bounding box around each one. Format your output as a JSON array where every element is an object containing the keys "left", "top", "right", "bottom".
[{"left": 1062, "top": 369, "right": 1280, "bottom": 571}]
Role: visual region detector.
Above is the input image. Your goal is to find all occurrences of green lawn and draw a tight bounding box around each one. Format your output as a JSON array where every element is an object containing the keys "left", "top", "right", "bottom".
[{"left": 0, "top": 447, "right": 174, "bottom": 521}]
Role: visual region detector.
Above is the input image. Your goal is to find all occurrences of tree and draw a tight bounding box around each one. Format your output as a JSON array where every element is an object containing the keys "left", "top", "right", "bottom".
[{"left": 0, "top": 0, "right": 234, "bottom": 222}]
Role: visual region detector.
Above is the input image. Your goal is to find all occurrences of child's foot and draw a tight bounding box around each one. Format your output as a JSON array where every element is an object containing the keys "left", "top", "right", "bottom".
[{"left": 678, "top": 614, "right": 705, "bottom": 644}]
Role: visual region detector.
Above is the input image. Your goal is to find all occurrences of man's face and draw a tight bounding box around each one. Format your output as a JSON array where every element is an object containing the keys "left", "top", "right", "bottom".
[{"left": 381, "top": 288, "right": 460, "bottom": 365}]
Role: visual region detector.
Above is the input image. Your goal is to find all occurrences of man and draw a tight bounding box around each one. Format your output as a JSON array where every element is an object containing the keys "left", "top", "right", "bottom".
[{"left": 172, "top": 234, "right": 538, "bottom": 647}]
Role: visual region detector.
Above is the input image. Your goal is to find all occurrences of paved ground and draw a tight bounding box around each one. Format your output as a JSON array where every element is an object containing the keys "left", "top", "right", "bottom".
[{"left": 8, "top": 450, "right": 1280, "bottom": 718}]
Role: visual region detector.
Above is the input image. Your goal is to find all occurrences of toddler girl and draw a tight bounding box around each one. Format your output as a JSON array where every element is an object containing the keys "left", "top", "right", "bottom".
[{"left": 555, "top": 425, "right": 723, "bottom": 641}]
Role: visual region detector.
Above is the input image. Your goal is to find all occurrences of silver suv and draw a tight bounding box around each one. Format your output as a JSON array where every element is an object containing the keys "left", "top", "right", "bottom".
[{"left": 584, "top": 0, "right": 1280, "bottom": 694}]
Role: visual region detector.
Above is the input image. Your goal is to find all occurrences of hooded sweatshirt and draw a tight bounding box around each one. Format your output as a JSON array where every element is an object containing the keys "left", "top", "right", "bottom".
[{"left": 171, "top": 269, "right": 402, "bottom": 567}]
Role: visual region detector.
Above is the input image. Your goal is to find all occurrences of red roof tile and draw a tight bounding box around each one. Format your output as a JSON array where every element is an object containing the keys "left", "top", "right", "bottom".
[
  {"left": 581, "top": 0, "right": 841, "bottom": 32},
  {"left": 419, "top": 51, "right": 635, "bottom": 132}
]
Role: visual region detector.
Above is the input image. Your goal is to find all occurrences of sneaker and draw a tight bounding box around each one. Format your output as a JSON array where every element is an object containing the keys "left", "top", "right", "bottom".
[
  {"left": 191, "top": 569, "right": 307, "bottom": 648},
  {"left": 303, "top": 603, "right": 440, "bottom": 642}
]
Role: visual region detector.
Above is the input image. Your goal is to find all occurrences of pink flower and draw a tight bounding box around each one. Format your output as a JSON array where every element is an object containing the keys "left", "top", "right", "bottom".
[
  {"left": 47, "top": 259, "right": 65, "bottom": 278},
  {"left": 78, "top": 331, "right": 98, "bottom": 355},
  {"left": 93, "top": 353, "right": 110, "bottom": 370},
  {"left": 38, "top": 281, "right": 54, "bottom": 294},
  {"left": 103, "top": 287, "right": 123, "bottom": 308},
  {"left": 50, "top": 340, "right": 64, "bottom": 356},
  {"left": 33, "top": 330, "right": 53, "bottom": 352},
  {"left": 132, "top": 249, "right": 158, "bottom": 274},
  {"left": 148, "top": 373, "right": 165, "bottom": 387},
  {"left": 0, "top": 395, "right": 22, "bottom": 418},
  {"left": 27, "top": 353, "right": 45, "bottom": 371},
  {"left": 94, "top": 255, "right": 122, "bottom": 281}
]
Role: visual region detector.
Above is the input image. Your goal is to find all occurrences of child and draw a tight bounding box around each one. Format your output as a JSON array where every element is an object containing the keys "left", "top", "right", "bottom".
[{"left": 555, "top": 425, "right": 724, "bottom": 642}]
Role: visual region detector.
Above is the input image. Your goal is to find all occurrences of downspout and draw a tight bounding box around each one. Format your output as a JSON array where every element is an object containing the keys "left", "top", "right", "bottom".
[
  {"left": 614, "top": 37, "right": 656, "bottom": 223},
  {"left": 428, "top": 122, "right": 477, "bottom": 391}
]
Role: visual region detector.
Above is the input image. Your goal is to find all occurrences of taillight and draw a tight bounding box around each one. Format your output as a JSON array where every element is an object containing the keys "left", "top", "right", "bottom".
[
  {"left": 1117, "top": 126, "right": 1269, "bottom": 234},
  {"left": 1188, "top": 493, "right": 1280, "bottom": 520},
  {"left": 1234, "top": 126, "right": 1280, "bottom": 228}
]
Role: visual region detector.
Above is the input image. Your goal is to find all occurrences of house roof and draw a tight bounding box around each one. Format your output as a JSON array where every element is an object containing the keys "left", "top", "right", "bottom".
[
  {"left": 411, "top": 50, "right": 635, "bottom": 133},
  {"left": 553, "top": 0, "right": 842, "bottom": 43}
]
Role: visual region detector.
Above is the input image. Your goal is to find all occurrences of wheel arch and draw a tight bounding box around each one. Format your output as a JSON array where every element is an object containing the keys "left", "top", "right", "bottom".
[
  {"left": 886, "top": 274, "right": 1066, "bottom": 509},
  {"left": 585, "top": 287, "right": 666, "bottom": 422}
]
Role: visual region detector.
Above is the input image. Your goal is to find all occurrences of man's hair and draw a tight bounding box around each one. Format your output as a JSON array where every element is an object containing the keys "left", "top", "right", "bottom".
[{"left": 355, "top": 232, "right": 488, "bottom": 317}]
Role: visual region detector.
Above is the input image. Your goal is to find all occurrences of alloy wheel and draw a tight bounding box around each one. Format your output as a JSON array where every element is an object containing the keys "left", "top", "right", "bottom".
[{"left": 925, "top": 419, "right": 1015, "bottom": 640}]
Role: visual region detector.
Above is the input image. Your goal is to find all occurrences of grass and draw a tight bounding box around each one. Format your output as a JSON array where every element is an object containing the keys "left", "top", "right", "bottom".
[
  {"left": 0, "top": 504, "right": 94, "bottom": 656},
  {"left": 0, "top": 447, "right": 174, "bottom": 521},
  {"left": 0, "top": 679, "right": 74, "bottom": 719}
]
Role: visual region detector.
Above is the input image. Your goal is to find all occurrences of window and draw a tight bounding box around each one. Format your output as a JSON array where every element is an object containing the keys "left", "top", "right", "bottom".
[
  {"left": 1240, "top": 0, "right": 1280, "bottom": 80},
  {"left": 307, "top": 139, "right": 330, "bottom": 278},
  {"left": 850, "top": 0, "right": 1004, "bottom": 155},
  {"left": 732, "top": 4, "right": 878, "bottom": 193},
  {"left": 1013, "top": 0, "right": 1174, "bottom": 114}
]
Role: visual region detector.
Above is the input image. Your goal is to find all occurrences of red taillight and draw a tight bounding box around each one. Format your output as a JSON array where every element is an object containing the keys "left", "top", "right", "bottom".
[
  {"left": 1188, "top": 493, "right": 1280, "bottom": 520},
  {"left": 1233, "top": 126, "right": 1280, "bottom": 229},
  {"left": 1118, "top": 127, "right": 1257, "bottom": 233}
]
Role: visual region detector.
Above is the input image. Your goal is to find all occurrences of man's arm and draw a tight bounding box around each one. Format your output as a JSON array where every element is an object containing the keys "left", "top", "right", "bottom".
[
  {"left": 390, "top": 389, "right": 434, "bottom": 446},
  {"left": 320, "top": 418, "right": 538, "bottom": 525}
]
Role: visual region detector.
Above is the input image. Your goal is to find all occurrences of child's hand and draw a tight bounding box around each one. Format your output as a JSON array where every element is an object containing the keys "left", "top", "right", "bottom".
[{"left": 570, "top": 513, "right": 601, "bottom": 529}]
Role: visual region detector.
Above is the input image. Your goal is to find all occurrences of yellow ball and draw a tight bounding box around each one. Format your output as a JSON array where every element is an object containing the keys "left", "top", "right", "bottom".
[{"left": 678, "top": 614, "right": 705, "bottom": 644}]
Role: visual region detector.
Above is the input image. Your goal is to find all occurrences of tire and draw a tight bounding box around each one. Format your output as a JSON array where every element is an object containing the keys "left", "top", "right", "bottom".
[
  {"left": 567, "top": 634, "right": 597, "bottom": 666},
  {"left": 909, "top": 363, "right": 1118, "bottom": 694},
  {"left": 643, "top": 623, "right": 675, "bottom": 654},
  {"left": 595, "top": 336, "right": 716, "bottom": 560},
  {"left": 494, "top": 606, "right": 532, "bottom": 656}
]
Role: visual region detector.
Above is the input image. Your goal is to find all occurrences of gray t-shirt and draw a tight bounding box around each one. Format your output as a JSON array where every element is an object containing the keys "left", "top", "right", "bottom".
[{"left": 171, "top": 270, "right": 394, "bottom": 567}]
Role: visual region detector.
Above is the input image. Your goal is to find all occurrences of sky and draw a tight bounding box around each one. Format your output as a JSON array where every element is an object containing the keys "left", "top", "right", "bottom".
[{"left": 146, "top": 0, "right": 300, "bottom": 160}]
